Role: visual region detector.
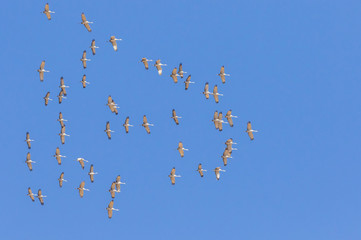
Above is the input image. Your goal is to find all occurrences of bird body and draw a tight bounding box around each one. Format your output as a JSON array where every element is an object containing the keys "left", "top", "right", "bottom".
[
  {"left": 213, "top": 167, "right": 226, "bottom": 180},
  {"left": 81, "top": 13, "right": 93, "bottom": 32},
  {"left": 197, "top": 164, "right": 207, "bottom": 177},
  {"left": 25, "top": 132, "right": 34, "bottom": 149},
  {"left": 76, "top": 158, "right": 88, "bottom": 170},
  {"left": 123, "top": 117, "right": 133, "bottom": 133},
  {"left": 168, "top": 167, "right": 181, "bottom": 185},
  {"left": 109, "top": 36, "right": 122, "bottom": 51},
  {"left": 42, "top": 3, "right": 55, "bottom": 20},
  {"left": 171, "top": 109, "right": 181, "bottom": 125},
  {"left": 37, "top": 60, "right": 49, "bottom": 81},
  {"left": 246, "top": 121, "right": 258, "bottom": 140},
  {"left": 25, "top": 152, "right": 35, "bottom": 171},
  {"left": 141, "top": 115, "right": 154, "bottom": 134},
  {"left": 88, "top": 165, "right": 98, "bottom": 183},
  {"left": 76, "top": 181, "right": 89, "bottom": 198},
  {"left": 154, "top": 59, "right": 167, "bottom": 75},
  {"left": 140, "top": 58, "right": 153, "bottom": 70},
  {"left": 217, "top": 66, "right": 230, "bottom": 84},
  {"left": 184, "top": 75, "right": 194, "bottom": 90},
  {"left": 54, "top": 147, "right": 66, "bottom": 165}
]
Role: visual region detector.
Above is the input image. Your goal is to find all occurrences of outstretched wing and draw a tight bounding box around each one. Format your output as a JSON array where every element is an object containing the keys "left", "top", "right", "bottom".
[
  {"left": 142, "top": 58, "right": 149, "bottom": 70},
  {"left": 218, "top": 112, "right": 223, "bottom": 131},
  {"left": 44, "top": 4, "right": 51, "bottom": 20},
  {"left": 171, "top": 68, "right": 178, "bottom": 83},
  {"left": 213, "top": 85, "right": 219, "bottom": 103},
  {"left": 178, "top": 63, "right": 183, "bottom": 78},
  {"left": 107, "top": 200, "right": 114, "bottom": 218},
  {"left": 91, "top": 40, "right": 96, "bottom": 55},
  {"left": 213, "top": 111, "right": 219, "bottom": 129},
  {"left": 226, "top": 110, "right": 233, "bottom": 127},
  {"left": 81, "top": 13, "right": 92, "bottom": 32},
  {"left": 204, "top": 83, "right": 209, "bottom": 99},
  {"left": 28, "top": 188, "right": 35, "bottom": 201},
  {"left": 178, "top": 142, "right": 184, "bottom": 157},
  {"left": 172, "top": 109, "right": 179, "bottom": 125}
]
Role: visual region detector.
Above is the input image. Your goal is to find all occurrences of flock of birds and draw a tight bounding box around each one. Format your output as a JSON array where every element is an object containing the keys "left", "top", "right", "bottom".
[{"left": 26, "top": 3, "right": 259, "bottom": 219}]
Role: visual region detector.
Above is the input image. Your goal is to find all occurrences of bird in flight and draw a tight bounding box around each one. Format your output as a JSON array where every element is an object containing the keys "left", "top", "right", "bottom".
[
  {"left": 171, "top": 109, "right": 181, "bottom": 125},
  {"left": 54, "top": 147, "right": 66, "bottom": 165},
  {"left": 213, "top": 167, "right": 226, "bottom": 180},
  {"left": 76, "top": 181, "right": 89, "bottom": 198},
  {"left": 109, "top": 36, "right": 122, "bottom": 51},
  {"left": 88, "top": 165, "right": 98, "bottom": 183},
  {"left": 27, "top": 187, "right": 37, "bottom": 202},
  {"left": 42, "top": 3, "right": 55, "bottom": 20},
  {"left": 122, "top": 117, "right": 133, "bottom": 133},
  {"left": 81, "top": 13, "right": 93, "bottom": 32},
  {"left": 217, "top": 66, "right": 230, "bottom": 84},
  {"left": 177, "top": 141, "right": 189, "bottom": 158},
  {"left": 37, "top": 61, "right": 49, "bottom": 82},
  {"left": 246, "top": 121, "right": 258, "bottom": 140},
  {"left": 58, "top": 172, "right": 67, "bottom": 188},
  {"left": 25, "top": 132, "right": 34, "bottom": 149},
  {"left": 141, "top": 115, "right": 154, "bottom": 134},
  {"left": 184, "top": 75, "right": 194, "bottom": 90},
  {"left": 168, "top": 167, "right": 181, "bottom": 185},
  {"left": 76, "top": 158, "right": 88, "bottom": 170},
  {"left": 197, "top": 164, "right": 207, "bottom": 177},
  {"left": 37, "top": 189, "right": 46, "bottom": 205},
  {"left": 81, "top": 74, "right": 90, "bottom": 88},
  {"left": 80, "top": 50, "right": 91, "bottom": 69},
  {"left": 140, "top": 58, "right": 153, "bottom": 70},
  {"left": 90, "top": 39, "right": 99, "bottom": 55},
  {"left": 154, "top": 59, "right": 167, "bottom": 75},
  {"left": 106, "top": 200, "right": 119, "bottom": 219},
  {"left": 25, "top": 152, "right": 35, "bottom": 171}
]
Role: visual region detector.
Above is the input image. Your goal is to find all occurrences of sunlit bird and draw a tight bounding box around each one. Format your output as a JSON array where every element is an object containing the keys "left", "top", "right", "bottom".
[
  {"left": 81, "top": 13, "right": 93, "bottom": 32},
  {"left": 81, "top": 74, "right": 90, "bottom": 88},
  {"left": 106, "top": 95, "right": 119, "bottom": 115},
  {"left": 171, "top": 109, "right": 181, "bottom": 125},
  {"left": 213, "top": 167, "right": 226, "bottom": 180},
  {"left": 141, "top": 115, "right": 154, "bottom": 134},
  {"left": 88, "top": 164, "right": 98, "bottom": 183},
  {"left": 109, "top": 182, "right": 117, "bottom": 198},
  {"left": 80, "top": 50, "right": 90, "bottom": 69},
  {"left": 184, "top": 75, "right": 194, "bottom": 90},
  {"left": 37, "top": 60, "right": 49, "bottom": 82},
  {"left": 25, "top": 152, "right": 35, "bottom": 171},
  {"left": 59, "top": 126, "right": 70, "bottom": 144},
  {"left": 212, "top": 85, "right": 223, "bottom": 103},
  {"left": 154, "top": 59, "right": 167, "bottom": 75},
  {"left": 218, "top": 66, "right": 230, "bottom": 84},
  {"left": 178, "top": 63, "right": 186, "bottom": 78},
  {"left": 122, "top": 116, "right": 133, "bottom": 133},
  {"left": 59, "top": 77, "right": 69, "bottom": 96},
  {"left": 57, "top": 89, "right": 66, "bottom": 104},
  {"left": 54, "top": 147, "right": 66, "bottom": 165},
  {"left": 42, "top": 3, "right": 55, "bottom": 20},
  {"left": 106, "top": 200, "right": 119, "bottom": 219},
  {"left": 25, "top": 132, "right": 34, "bottom": 149},
  {"left": 225, "top": 138, "right": 237, "bottom": 153},
  {"left": 177, "top": 141, "right": 189, "bottom": 158},
  {"left": 27, "top": 187, "right": 37, "bottom": 202},
  {"left": 217, "top": 112, "right": 228, "bottom": 131},
  {"left": 76, "top": 181, "right": 89, "bottom": 198},
  {"left": 37, "top": 189, "right": 46, "bottom": 205},
  {"left": 76, "top": 158, "right": 88, "bottom": 170},
  {"left": 212, "top": 111, "right": 219, "bottom": 130},
  {"left": 140, "top": 58, "right": 153, "bottom": 70},
  {"left": 222, "top": 148, "right": 232, "bottom": 166},
  {"left": 57, "top": 112, "right": 67, "bottom": 128},
  {"left": 109, "top": 36, "right": 122, "bottom": 51},
  {"left": 203, "top": 82, "right": 211, "bottom": 99},
  {"left": 90, "top": 39, "right": 99, "bottom": 55},
  {"left": 43, "top": 92, "right": 52, "bottom": 106},
  {"left": 170, "top": 67, "right": 180, "bottom": 83},
  {"left": 246, "top": 121, "right": 258, "bottom": 140},
  {"left": 225, "top": 110, "right": 237, "bottom": 127},
  {"left": 115, "top": 175, "right": 126, "bottom": 192},
  {"left": 104, "top": 121, "right": 114, "bottom": 140},
  {"left": 58, "top": 172, "right": 67, "bottom": 188},
  {"left": 168, "top": 167, "right": 181, "bottom": 185},
  {"left": 197, "top": 163, "right": 207, "bottom": 177}
]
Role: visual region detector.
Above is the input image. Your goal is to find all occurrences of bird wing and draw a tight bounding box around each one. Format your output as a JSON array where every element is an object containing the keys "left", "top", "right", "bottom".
[
  {"left": 90, "top": 174, "right": 94, "bottom": 183},
  {"left": 213, "top": 111, "right": 219, "bottom": 129},
  {"left": 84, "top": 22, "right": 91, "bottom": 32},
  {"left": 221, "top": 75, "right": 226, "bottom": 84},
  {"left": 178, "top": 142, "right": 184, "bottom": 157},
  {"left": 116, "top": 175, "right": 121, "bottom": 182},
  {"left": 56, "top": 155, "right": 61, "bottom": 165},
  {"left": 142, "top": 59, "right": 149, "bottom": 70},
  {"left": 80, "top": 181, "right": 85, "bottom": 188},
  {"left": 247, "top": 121, "right": 252, "bottom": 131},
  {"left": 171, "top": 176, "right": 175, "bottom": 185},
  {"left": 213, "top": 85, "right": 219, "bottom": 103},
  {"left": 220, "top": 66, "right": 225, "bottom": 74},
  {"left": 28, "top": 188, "right": 34, "bottom": 201},
  {"left": 40, "top": 61, "right": 45, "bottom": 70},
  {"left": 143, "top": 115, "right": 148, "bottom": 124},
  {"left": 218, "top": 112, "right": 223, "bottom": 131},
  {"left": 80, "top": 160, "right": 84, "bottom": 169},
  {"left": 45, "top": 11, "right": 51, "bottom": 20},
  {"left": 226, "top": 110, "right": 233, "bottom": 127},
  {"left": 81, "top": 13, "right": 87, "bottom": 22},
  {"left": 38, "top": 190, "right": 44, "bottom": 205},
  {"left": 155, "top": 60, "right": 162, "bottom": 75},
  {"left": 26, "top": 133, "right": 31, "bottom": 149},
  {"left": 39, "top": 71, "right": 44, "bottom": 82},
  {"left": 248, "top": 131, "right": 254, "bottom": 140},
  {"left": 204, "top": 83, "right": 209, "bottom": 99},
  {"left": 59, "top": 172, "right": 64, "bottom": 187},
  {"left": 79, "top": 188, "right": 84, "bottom": 198},
  {"left": 110, "top": 37, "right": 118, "bottom": 51},
  {"left": 171, "top": 168, "right": 176, "bottom": 175},
  {"left": 60, "top": 134, "right": 65, "bottom": 144},
  {"left": 145, "top": 125, "right": 150, "bottom": 134},
  {"left": 91, "top": 40, "right": 96, "bottom": 55},
  {"left": 178, "top": 63, "right": 183, "bottom": 78},
  {"left": 108, "top": 200, "right": 114, "bottom": 218},
  {"left": 171, "top": 68, "right": 178, "bottom": 83}
]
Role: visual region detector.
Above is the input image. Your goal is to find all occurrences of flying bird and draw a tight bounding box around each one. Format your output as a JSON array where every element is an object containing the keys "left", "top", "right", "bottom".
[
  {"left": 225, "top": 138, "right": 237, "bottom": 153},
  {"left": 225, "top": 110, "right": 238, "bottom": 127},
  {"left": 104, "top": 121, "right": 114, "bottom": 140},
  {"left": 141, "top": 115, "right": 154, "bottom": 134},
  {"left": 170, "top": 67, "right": 180, "bottom": 83},
  {"left": 81, "top": 13, "right": 93, "bottom": 32},
  {"left": 58, "top": 89, "right": 66, "bottom": 104},
  {"left": 106, "top": 200, "right": 119, "bottom": 219},
  {"left": 25, "top": 152, "right": 35, "bottom": 171},
  {"left": 106, "top": 96, "right": 119, "bottom": 115},
  {"left": 59, "top": 77, "right": 69, "bottom": 96},
  {"left": 57, "top": 112, "right": 67, "bottom": 128},
  {"left": 88, "top": 165, "right": 98, "bottom": 183},
  {"left": 80, "top": 50, "right": 90, "bottom": 69},
  {"left": 177, "top": 141, "right": 189, "bottom": 158},
  {"left": 81, "top": 74, "right": 90, "bottom": 88},
  {"left": 168, "top": 167, "right": 181, "bottom": 185},
  {"left": 42, "top": 3, "right": 55, "bottom": 20},
  {"left": 25, "top": 132, "right": 34, "bottom": 149},
  {"left": 58, "top": 172, "right": 67, "bottom": 188},
  {"left": 76, "top": 181, "right": 89, "bottom": 198},
  {"left": 109, "top": 182, "right": 117, "bottom": 198},
  {"left": 213, "top": 167, "right": 226, "bottom": 180},
  {"left": 140, "top": 58, "right": 153, "bottom": 70},
  {"left": 197, "top": 164, "right": 207, "bottom": 177},
  {"left": 222, "top": 148, "right": 232, "bottom": 166},
  {"left": 178, "top": 63, "right": 186, "bottom": 78},
  {"left": 171, "top": 109, "right": 181, "bottom": 125},
  {"left": 154, "top": 59, "right": 167, "bottom": 75},
  {"left": 90, "top": 39, "right": 99, "bottom": 55},
  {"left": 217, "top": 112, "right": 228, "bottom": 131},
  {"left": 37, "top": 61, "right": 49, "bottom": 82},
  {"left": 54, "top": 147, "right": 66, "bottom": 165},
  {"left": 37, "top": 189, "right": 46, "bottom": 205},
  {"left": 218, "top": 66, "right": 230, "bottom": 84},
  {"left": 43, "top": 92, "right": 52, "bottom": 106},
  {"left": 59, "top": 126, "right": 70, "bottom": 144},
  {"left": 115, "top": 175, "right": 126, "bottom": 192},
  {"left": 203, "top": 82, "right": 211, "bottom": 99},
  {"left": 76, "top": 158, "right": 88, "bottom": 170},
  {"left": 122, "top": 117, "right": 133, "bottom": 133},
  {"left": 212, "top": 85, "right": 223, "bottom": 103},
  {"left": 246, "top": 121, "right": 258, "bottom": 140},
  {"left": 184, "top": 75, "right": 194, "bottom": 90},
  {"left": 27, "top": 187, "right": 37, "bottom": 202},
  {"left": 212, "top": 111, "right": 219, "bottom": 130},
  {"left": 109, "top": 36, "right": 122, "bottom": 51}
]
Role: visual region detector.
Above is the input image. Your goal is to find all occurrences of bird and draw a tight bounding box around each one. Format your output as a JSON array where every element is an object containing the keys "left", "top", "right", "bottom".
[
  {"left": 59, "top": 126, "right": 70, "bottom": 144},
  {"left": 225, "top": 110, "right": 238, "bottom": 127},
  {"left": 109, "top": 182, "right": 117, "bottom": 198},
  {"left": 76, "top": 158, "right": 88, "bottom": 170},
  {"left": 106, "top": 96, "right": 119, "bottom": 115},
  {"left": 43, "top": 92, "right": 52, "bottom": 106},
  {"left": 212, "top": 111, "right": 219, "bottom": 130},
  {"left": 203, "top": 82, "right": 211, "bottom": 99},
  {"left": 225, "top": 138, "right": 237, "bottom": 153},
  {"left": 25, "top": 132, "right": 34, "bottom": 149},
  {"left": 197, "top": 164, "right": 207, "bottom": 177},
  {"left": 115, "top": 176, "right": 126, "bottom": 192},
  {"left": 42, "top": 3, "right": 54, "bottom": 20},
  {"left": 104, "top": 121, "right": 114, "bottom": 140},
  {"left": 140, "top": 58, "right": 153, "bottom": 70},
  {"left": 90, "top": 39, "right": 99, "bottom": 55},
  {"left": 80, "top": 50, "right": 90, "bottom": 69},
  {"left": 106, "top": 200, "right": 119, "bottom": 219},
  {"left": 81, "top": 74, "right": 90, "bottom": 88},
  {"left": 81, "top": 13, "right": 93, "bottom": 32},
  {"left": 222, "top": 148, "right": 232, "bottom": 166},
  {"left": 25, "top": 152, "right": 35, "bottom": 171},
  {"left": 76, "top": 181, "right": 89, "bottom": 198},
  {"left": 88, "top": 165, "right": 98, "bottom": 183},
  {"left": 37, "top": 60, "right": 49, "bottom": 82},
  {"left": 212, "top": 85, "right": 223, "bottom": 103},
  {"left": 178, "top": 63, "right": 186, "bottom": 78},
  {"left": 27, "top": 187, "right": 37, "bottom": 202},
  {"left": 170, "top": 67, "right": 180, "bottom": 83},
  {"left": 109, "top": 36, "right": 122, "bottom": 51},
  {"left": 177, "top": 141, "right": 189, "bottom": 158},
  {"left": 57, "top": 89, "right": 66, "bottom": 104},
  {"left": 218, "top": 66, "right": 230, "bottom": 84},
  {"left": 58, "top": 172, "right": 67, "bottom": 188},
  {"left": 141, "top": 115, "right": 154, "bottom": 134},
  {"left": 171, "top": 109, "right": 181, "bottom": 125},
  {"left": 168, "top": 167, "right": 181, "bottom": 185},
  {"left": 57, "top": 112, "right": 67, "bottom": 128},
  {"left": 154, "top": 59, "right": 167, "bottom": 75},
  {"left": 59, "top": 77, "right": 69, "bottom": 96},
  {"left": 37, "top": 189, "right": 46, "bottom": 205},
  {"left": 217, "top": 112, "right": 228, "bottom": 131},
  {"left": 54, "top": 147, "right": 66, "bottom": 165},
  {"left": 213, "top": 167, "right": 226, "bottom": 180},
  {"left": 246, "top": 121, "right": 258, "bottom": 140},
  {"left": 122, "top": 117, "right": 133, "bottom": 133},
  {"left": 184, "top": 75, "right": 194, "bottom": 90}
]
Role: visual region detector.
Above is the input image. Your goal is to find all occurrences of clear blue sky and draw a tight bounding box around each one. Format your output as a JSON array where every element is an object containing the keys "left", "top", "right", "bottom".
[{"left": 1, "top": 0, "right": 361, "bottom": 239}]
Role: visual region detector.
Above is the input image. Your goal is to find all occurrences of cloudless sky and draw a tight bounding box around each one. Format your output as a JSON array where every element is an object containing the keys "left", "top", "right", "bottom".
[{"left": 1, "top": 0, "right": 361, "bottom": 239}]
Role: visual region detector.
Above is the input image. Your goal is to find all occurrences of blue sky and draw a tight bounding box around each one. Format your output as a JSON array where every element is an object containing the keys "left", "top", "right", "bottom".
[{"left": 1, "top": 0, "right": 361, "bottom": 239}]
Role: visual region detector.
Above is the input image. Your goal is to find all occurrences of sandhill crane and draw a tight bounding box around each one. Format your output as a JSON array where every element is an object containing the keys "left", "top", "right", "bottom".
[
  {"left": 213, "top": 167, "right": 226, "bottom": 180},
  {"left": 27, "top": 187, "right": 37, "bottom": 202},
  {"left": 37, "top": 60, "right": 49, "bottom": 82},
  {"left": 76, "top": 158, "right": 88, "bottom": 170},
  {"left": 42, "top": 3, "right": 54, "bottom": 20},
  {"left": 25, "top": 152, "right": 35, "bottom": 171},
  {"left": 59, "top": 126, "right": 69, "bottom": 144},
  {"left": 109, "top": 36, "right": 122, "bottom": 51},
  {"left": 203, "top": 82, "right": 211, "bottom": 99},
  {"left": 218, "top": 66, "right": 230, "bottom": 84},
  {"left": 81, "top": 13, "right": 93, "bottom": 32},
  {"left": 225, "top": 110, "right": 237, "bottom": 127},
  {"left": 197, "top": 164, "right": 207, "bottom": 177},
  {"left": 177, "top": 142, "right": 189, "bottom": 158},
  {"left": 246, "top": 121, "right": 258, "bottom": 140},
  {"left": 80, "top": 50, "right": 90, "bottom": 69},
  {"left": 76, "top": 181, "right": 89, "bottom": 198},
  {"left": 225, "top": 138, "right": 237, "bottom": 153},
  {"left": 37, "top": 189, "right": 46, "bottom": 205},
  {"left": 90, "top": 39, "right": 98, "bottom": 55},
  {"left": 25, "top": 132, "right": 34, "bottom": 149},
  {"left": 217, "top": 112, "right": 228, "bottom": 131},
  {"left": 81, "top": 74, "right": 90, "bottom": 88},
  {"left": 105, "top": 121, "right": 114, "bottom": 140},
  {"left": 109, "top": 182, "right": 117, "bottom": 198},
  {"left": 54, "top": 147, "right": 66, "bottom": 165},
  {"left": 170, "top": 67, "right": 180, "bottom": 83},
  {"left": 222, "top": 148, "right": 232, "bottom": 166},
  {"left": 88, "top": 165, "right": 98, "bottom": 183},
  {"left": 58, "top": 172, "right": 67, "bottom": 188},
  {"left": 154, "top": 59, "right": 167, "bottom": 75},
  {"left": 106, "top": 200, "right": 119, "bottom": 219},
  {"left": 178, "top": 63, "right": 186, "bottom": 78},
  {"left": 141, "top": 115, "right": 153, "bottom": 134},
  {"left": 212, "top": 85, "right": 223, "bottom": 103},
  {"left": 59, "top": 77, "right": 69, "bottom": 96},
  {"left": 57, "top": 112, "right": 67, "bottom": 128},
  {"left": 168, "top": 167, "right": 181, "bottom": 185},
  {"left": 212, "top": 111, "right": 219, "bottom": 130},
  {"left": 171, "top": 109, "right": 181, "bottom": 125},
  {"left": 122, "top": 117, "right": 133, "bottom": 133},
  {"left": 106, "top": 96, "right": 119, "bottom": 115},
  {"left": 115, "top": 176, "right": 126, "bottom": 192},
  {"left": 58, "top": 89, "right": 66, "bottom": 104},
  {"left": 44, "top": 92, "right": 52, "bottom": 106},
  {"left": 184, "top": 75, "right": 194, "bottom": 90},
  {"left": 140, "top": 58, "right": 153, "bottom": 70}
]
